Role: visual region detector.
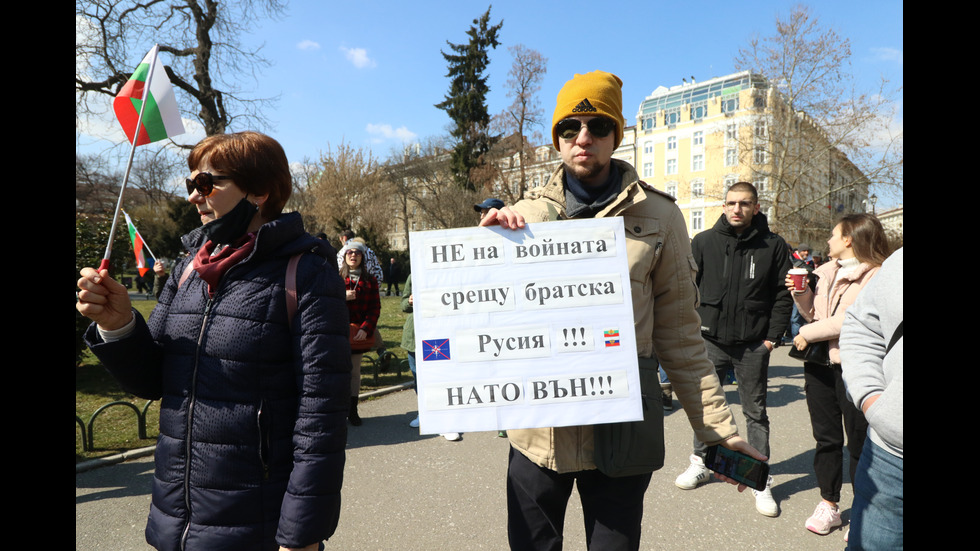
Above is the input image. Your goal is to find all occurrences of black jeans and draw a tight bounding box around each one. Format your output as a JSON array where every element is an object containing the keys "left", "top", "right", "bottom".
[
  {"left": 803, "top": 361, "right": 868, "bottom": 503},
  {"left": 506, "top": 447, "right": 652, "bottom": 551}
]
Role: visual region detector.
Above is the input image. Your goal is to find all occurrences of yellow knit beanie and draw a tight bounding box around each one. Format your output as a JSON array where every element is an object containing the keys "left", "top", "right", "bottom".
[{"left": 552, "top": 70, "right": 625, "bottom": 150}]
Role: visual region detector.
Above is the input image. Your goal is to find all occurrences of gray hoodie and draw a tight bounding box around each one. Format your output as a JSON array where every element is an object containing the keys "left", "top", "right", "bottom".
[{"left": 839, "top": 247, "right": 903, "bottom": 458}]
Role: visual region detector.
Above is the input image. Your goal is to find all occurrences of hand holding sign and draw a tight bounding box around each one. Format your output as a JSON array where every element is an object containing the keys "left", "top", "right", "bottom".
[{"left": 409, "top": 218, "right": 641, "bottom": 434}]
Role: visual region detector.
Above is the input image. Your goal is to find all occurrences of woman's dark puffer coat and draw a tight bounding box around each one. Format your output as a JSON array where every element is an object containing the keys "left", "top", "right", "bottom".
[{"left": 85, "top": 212, "right": 351, "bottom": 550}]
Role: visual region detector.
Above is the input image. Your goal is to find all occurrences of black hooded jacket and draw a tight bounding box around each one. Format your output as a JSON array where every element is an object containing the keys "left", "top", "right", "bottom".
[{"left": 691, "top": 211, "right": 793, "bottom": 346}]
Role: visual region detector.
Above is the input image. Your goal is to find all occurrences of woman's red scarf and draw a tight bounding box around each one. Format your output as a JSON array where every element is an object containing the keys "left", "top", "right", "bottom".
[{"left": 193, "top": 233, "right": 257, "bottom": 297}]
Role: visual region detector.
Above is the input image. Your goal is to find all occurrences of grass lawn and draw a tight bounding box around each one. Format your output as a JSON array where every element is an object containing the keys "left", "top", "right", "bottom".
[{"left": 76, "top": 291, "right": 414, "bottom": 463}]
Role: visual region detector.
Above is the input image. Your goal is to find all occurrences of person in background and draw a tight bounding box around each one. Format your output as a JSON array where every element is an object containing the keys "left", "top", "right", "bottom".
[
  {"left": 480, "top": 70, "right": 764, "bottom": 551},
  {"left": 337, "top": 229, "right": 384, "bottom": 283},
  {"left": 787, "top": 213, "right": 890, "bottom": 539},
  {"left": 401, "top": 273, "right": 419, "bottom": 428},
  {"left": 76, "top": 131, "right": 350, "bottom": 551},
  {"left": 399, "top": 274, "right": 462, "bottom": 441},
  {"left": 386, "top": 257, "right": 401, "bottom": 296},
  {"left": 675, "top": 181, "right": 792, "bottom": 518},
  {"left": 152, "top": 259, "right": 168, "bottom": 300},
  {"left": 340, "top": 241, "right": 381, "bottom": 427},
  {"left": 474, "top": 197, "right": 504, "bottom": 221},
  {"left": 839, "top": 247, "right": 903, "bottom": 551},
  {"left": 337, "top": 230, "right": 387, "bottom": 358}
]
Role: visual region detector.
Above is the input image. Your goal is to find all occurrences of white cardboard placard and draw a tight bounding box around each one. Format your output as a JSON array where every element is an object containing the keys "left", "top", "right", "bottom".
[{"left": 408, "top": 218, "right": 641, "bottom": 435}]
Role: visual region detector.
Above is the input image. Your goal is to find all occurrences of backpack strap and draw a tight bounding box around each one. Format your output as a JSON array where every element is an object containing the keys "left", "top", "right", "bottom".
[
  {"left": 177, "top": 260, "right": 195, "bottom": 288},
  {"left": 285, "top": 253, "right": 302, "bottom": 330}
]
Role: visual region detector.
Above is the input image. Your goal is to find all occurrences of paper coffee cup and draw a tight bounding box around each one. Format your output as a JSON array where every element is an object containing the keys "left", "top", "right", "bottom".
[{"left": 789, "top": 268, "right": 808, "bottom": 292}]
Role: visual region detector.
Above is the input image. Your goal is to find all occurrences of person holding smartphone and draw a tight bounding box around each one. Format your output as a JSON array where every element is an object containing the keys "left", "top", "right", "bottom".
[{"left": 480, "top": 70, "right": 765, "bottom": 551}]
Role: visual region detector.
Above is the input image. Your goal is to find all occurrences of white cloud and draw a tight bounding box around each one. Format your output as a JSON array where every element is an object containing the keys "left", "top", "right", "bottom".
[
  {"left": 366, "top": 123, "right": 417, "bottom": 144},
  {"left": 340, "top": 46, "right": 376, "bottom": 69},
  {"left": 297, "top": 39, "right": 320, "bottom": 51},
  {"left": 870, "top": 47, "right": 903, "bottom": 65}
]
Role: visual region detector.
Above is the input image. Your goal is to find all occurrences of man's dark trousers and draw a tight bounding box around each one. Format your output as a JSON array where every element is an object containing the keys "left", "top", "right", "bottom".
[
  {"left": 692, "top": 339, "right": 771, "bottom": 459},
  {"left": 506, "top": 447, "right": 652, "bottom": 551}
]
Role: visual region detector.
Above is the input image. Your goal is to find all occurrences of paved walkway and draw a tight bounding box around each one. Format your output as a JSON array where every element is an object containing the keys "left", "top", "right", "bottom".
[{"left": 76, "top": 347, "right": 852, "bottom": 550}]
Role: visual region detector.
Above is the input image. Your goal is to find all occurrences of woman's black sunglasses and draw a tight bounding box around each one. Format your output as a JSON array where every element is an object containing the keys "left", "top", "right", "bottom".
[
  {"left": 555, "top": 117, "right": 616, "bottom": 140},
  {"left": 185, "top": 172, "right": 232, "bottom": 197}
]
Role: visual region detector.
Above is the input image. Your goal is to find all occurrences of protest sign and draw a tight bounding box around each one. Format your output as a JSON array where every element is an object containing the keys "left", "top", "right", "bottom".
[{"left": 408, "top": 218, "right": 642, "bottom": 434}]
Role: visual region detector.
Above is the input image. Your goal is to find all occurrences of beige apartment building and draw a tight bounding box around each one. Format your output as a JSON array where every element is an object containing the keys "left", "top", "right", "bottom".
[{"left": 621, "top": 70, "right": 870, "bottom": 245}]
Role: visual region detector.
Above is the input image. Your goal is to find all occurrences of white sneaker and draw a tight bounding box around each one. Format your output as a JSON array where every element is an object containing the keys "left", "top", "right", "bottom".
[
  {"left": 674, "top": 454, "right": 711, "bottom": 490},
  {"left": 409, "top": 416, "right": 419, "bottom": 428},
  {"left": 442, "top": 432, "right": 462, "bottom": 441},
  {"left": 752, "top": 475, "right": 779, "bottom": 517}
]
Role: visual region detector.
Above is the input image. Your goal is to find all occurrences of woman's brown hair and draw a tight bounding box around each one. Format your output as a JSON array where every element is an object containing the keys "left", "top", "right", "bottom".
[
  {"left": 838, "top": 213, "right": 890, "bottom": 267},
  {"left": 187, "top": 131, "right": 292, "bottom": 219}
]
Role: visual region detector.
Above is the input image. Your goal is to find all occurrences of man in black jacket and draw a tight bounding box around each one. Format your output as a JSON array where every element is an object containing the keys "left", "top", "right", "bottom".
[{"left": 674, "top": 181, "right": 792, "bottom": 518}]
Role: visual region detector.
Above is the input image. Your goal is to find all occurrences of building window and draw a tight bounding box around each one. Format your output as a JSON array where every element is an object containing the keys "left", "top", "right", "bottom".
[
  {"left": 753, "top": 146, "right": 768, "bottom": 165},
  {"left": 726, "top": 122, "right": 737, "bottom": 141},
  {"left": 690, "top": 101, "right": 707, "bottom": 121},
  {"left": 643, "top": 162, "right": 653, "bottom": 178},
  {"left": 643, "top": 141, "right": 653, "bottom": 155},
  {"left": 692, "top": 154, "right": 704, "bottom": 172},
  {"left": 725, "top": 147, "right": 737, "bottom": 167},
  {"left": 721, "top": 95, "right": 739, "bottom": 114},
  {"left": 693, "top": 131, "right": 704, "bottom": 147},
  {"left": 691, "top": 210, "right": 703, "bottom": 232},
  {"left": 691, "top": 180, "right": 704, "bottom": 197},
  {"left": 667, "top": 136, "right": 677, "bottom": 151},
  {"left": 666, "top": 158, "right": 677, "bottom": 175},
  {"left": 724, "top": 175, "right": 737, "bottom": 195},
  {"left": 664, "top": 107, "right": 680, "bottom": 126},
  {"left": 666, "top": 181, "right": 678, "bottom": 198},
  {"left": 755, "top": 119, "right": 767, "bottom": 140}
]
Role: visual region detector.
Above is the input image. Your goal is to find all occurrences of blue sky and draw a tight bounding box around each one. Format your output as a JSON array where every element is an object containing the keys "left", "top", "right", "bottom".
[{"left": 77, "top": 0, "right": 902, "bottom": 196}]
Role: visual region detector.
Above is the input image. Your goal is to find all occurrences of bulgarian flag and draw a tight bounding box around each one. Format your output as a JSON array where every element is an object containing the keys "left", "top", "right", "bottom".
[
  {"left": 113, "top": 44, "right": 185, "bottom": 146},
  {"left": 123, "top": 210, "right": 152, "bottom": 277}
]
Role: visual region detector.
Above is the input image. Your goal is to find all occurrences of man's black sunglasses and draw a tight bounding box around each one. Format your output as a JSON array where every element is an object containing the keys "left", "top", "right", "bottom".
[
  {"left": 185, "top": 172, "right": 233, "bottom": 197},
  {"left": 556, "top": 117, "right": 616, "bottom": 140}
]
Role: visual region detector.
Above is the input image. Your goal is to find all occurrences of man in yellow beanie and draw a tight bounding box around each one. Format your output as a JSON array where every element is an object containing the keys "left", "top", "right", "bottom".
[{"left": 481, "top": 71, "right": 766, "bottom": 550}]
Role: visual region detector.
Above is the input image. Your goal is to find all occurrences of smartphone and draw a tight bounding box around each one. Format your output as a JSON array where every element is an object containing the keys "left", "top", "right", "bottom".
[{"left": 704, "top": 445, "right": 770, "bottom": 491}]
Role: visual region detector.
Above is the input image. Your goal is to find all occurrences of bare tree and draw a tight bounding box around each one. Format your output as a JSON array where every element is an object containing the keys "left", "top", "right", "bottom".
[
  {"left": 306, "top": 142, "right": 389, "bottom": 241},
  {"left": 381, "top": 136, "right": 482, "bottom": 246},
  {"left": 489, "top": 45, "right": 548, "bottom": 201},
  {"left": 734, "top": 4, "right": 902, "bottom": 242},
  {"left": 76, "top": 0, "right": 286, "bottom": 143},
  {"left": 76, "top": 154, "right": 123, "bottom": 213},
  {"left": 285, "top": 157, "right": 323, "bottom": 227}
]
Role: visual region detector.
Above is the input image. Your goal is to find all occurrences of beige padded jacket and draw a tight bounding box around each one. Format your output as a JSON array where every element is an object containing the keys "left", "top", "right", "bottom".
[{"left": 506, "top": 160, "right": 738, "bottom": 473}]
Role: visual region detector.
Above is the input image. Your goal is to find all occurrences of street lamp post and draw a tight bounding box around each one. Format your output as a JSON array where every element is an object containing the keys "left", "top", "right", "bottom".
[{"left": 869, "top": 193, "right": 878, "bottom": 215}]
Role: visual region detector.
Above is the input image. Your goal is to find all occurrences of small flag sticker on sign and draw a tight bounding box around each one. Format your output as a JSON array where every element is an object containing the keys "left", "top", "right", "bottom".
[
  {"left": 422, "top": 339, "right": 451, "bottom": 361},
  {"left": 604, "top": 329, "right": 620, "bottom": 347}
]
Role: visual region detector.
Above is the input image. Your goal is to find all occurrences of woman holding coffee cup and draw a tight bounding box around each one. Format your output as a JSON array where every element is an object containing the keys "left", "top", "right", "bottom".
[{"left": 785, "top": 213, "right": 890, "bottom": 538}]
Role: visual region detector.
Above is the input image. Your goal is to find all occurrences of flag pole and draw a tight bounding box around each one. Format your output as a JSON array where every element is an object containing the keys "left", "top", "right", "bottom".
[
  {"left": 99, "top": 44, "right": 161, "bottom": 273},
  {"left": 121, "top": 209, "right": 158, "bottom": 262}
]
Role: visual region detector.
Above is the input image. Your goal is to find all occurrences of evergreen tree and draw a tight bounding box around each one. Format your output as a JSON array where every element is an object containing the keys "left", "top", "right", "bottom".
[{"left": 435, "top": 6, "right": 503, "bottom": 190}]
